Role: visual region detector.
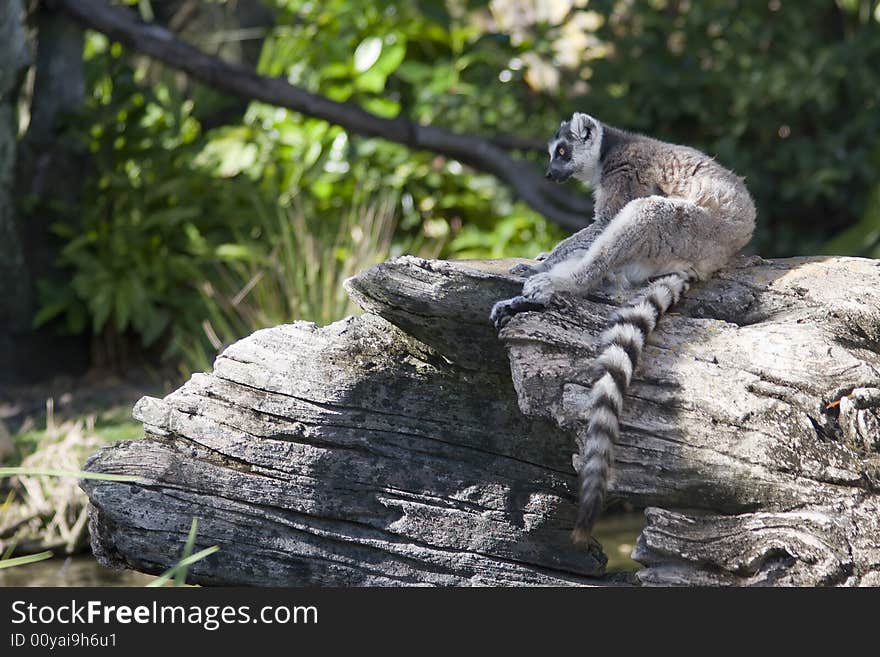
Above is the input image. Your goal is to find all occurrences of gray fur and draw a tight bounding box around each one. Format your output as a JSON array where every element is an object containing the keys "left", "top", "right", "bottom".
[{"left": 491, "top": 112, "right": 756, "bottom": 544}]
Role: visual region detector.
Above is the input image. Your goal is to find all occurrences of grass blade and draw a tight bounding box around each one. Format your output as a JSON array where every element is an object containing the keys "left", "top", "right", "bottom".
[
  {"left": 0, "top": 467, "right": 140, "bottom": 482},
  {"left": 175, "top": 518, "right": 199, "bottom": 587},
  {"left": 0, "top": 551, "right": 54, "bottom": 570},
  {"left": 146, "top": 546, "right": 220, "bottom": 588},
  {"left": 146, "top": 518, "right": 219, "bottom": 587}
]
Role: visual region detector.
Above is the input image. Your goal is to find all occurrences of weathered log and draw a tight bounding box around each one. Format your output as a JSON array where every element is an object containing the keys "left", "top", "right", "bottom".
[{"left": 81, "top": 255, "right": 880, "bottom": 586}]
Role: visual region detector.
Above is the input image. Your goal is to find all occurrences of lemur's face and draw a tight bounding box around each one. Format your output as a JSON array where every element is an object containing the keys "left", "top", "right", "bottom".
[{"left": 546, "top": 112, "right": 602, "bottom": 183}]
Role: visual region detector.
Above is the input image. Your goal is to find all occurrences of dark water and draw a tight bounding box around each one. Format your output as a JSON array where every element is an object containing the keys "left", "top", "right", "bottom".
[
  {"left": 591, "top": 511, "right": 645, "bottom": 573},
  {"left": 0, "top": 556, "right": 155, "bottom": 587},
  {"left": 0, "top": 513, "right": 645, "bottom": 587}
]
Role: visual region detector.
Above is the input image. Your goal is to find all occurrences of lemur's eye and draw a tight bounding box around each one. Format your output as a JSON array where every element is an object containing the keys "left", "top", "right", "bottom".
[{"left": 557, "top": 146, "right": 566, "bottom": 157}]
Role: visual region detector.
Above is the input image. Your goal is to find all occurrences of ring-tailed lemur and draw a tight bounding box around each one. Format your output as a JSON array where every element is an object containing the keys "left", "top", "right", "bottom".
[{"left": 491, "top": 112, "right": 756, "bottom": 545}]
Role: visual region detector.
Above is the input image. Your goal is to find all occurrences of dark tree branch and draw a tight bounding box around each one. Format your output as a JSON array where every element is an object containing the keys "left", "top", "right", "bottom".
[
  {"left": 52, "top": 0, "right": 593, "bottom": 230},
  {"left": 488, "top": 133, "right": 546, "bottom": 153}
]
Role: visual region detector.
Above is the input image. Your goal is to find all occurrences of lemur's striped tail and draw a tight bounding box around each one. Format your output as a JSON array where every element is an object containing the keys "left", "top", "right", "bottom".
[{"left": 571, "top": 271, "right": 692, "bottom": 545}]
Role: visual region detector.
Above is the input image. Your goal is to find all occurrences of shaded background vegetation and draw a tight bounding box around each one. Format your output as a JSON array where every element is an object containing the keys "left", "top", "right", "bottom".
[
  {"left": 6, "top": 0, "right": 880, "bottom": 379},
  {"left": 1, "top": 0, "right": 878, "bottom": 577}
]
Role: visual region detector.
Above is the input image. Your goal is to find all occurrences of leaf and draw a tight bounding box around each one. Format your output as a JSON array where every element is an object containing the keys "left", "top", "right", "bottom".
[
  {"left": 215, "top": 244, "right": 256, "bottom": 261},
  {"left": 395, "top": 61, "right": 434, "bottom": 84},
  {"left": 354, "top": 69, "right": 389, "bottom": 93},
  {"left": 143, "top": 206, "right": 203, "bottom": 229},
  {"left": 310, "top": 179, "right": 334, "bottom": 200},
  {"left": 362, "top": 97, "right": 401, "bottom": 118},
  {"left": 32, "top": 301, "right": 68, "bottom": 328},
  {"left": 353, "top": 36, "right": 382, "bottom": 73},
  {"left": 90, "top": 288, "right": 113, "bottom": 333},
  {"left": 321, "top": 62, "right": 350, "bottom": 78},
  {"left": 373, "top": 41, "right": 406, "bottom": 76},
  {"left": 324, "top": 83, "right": 353, "bottom": 102},
  {"left": 113, "top": 280, "right": 132, "bottom": 331}
]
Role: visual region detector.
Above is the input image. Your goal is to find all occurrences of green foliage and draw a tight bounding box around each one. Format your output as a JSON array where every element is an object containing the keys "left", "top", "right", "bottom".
[
  {"left": 237, "top": 0, "right": 563, "bottom": 249},
  {"left": 156, "top": 1, "right": 880, "bottom": 259},
  {"left": 32, "top": 1, "right": 880, "bottom": 373},
  {"left": 35, "top": 5, "right": 563, "bottom": 370},
  {"left": 449, "top": 204, "right": 562, "bottom": 258},
  {"left": 34, "top": 34, "right": 260, "bottom": 353}
]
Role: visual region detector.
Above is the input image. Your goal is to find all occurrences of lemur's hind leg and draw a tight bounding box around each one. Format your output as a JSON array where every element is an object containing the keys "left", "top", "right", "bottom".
[
  {"left": 521, "top": 196, "right": 740, "bottom": 304},
  {"left": 508, "top": 220, "right": 607, "bottom": 278},
  {"left": 498, "top": 222, "right": 606, "bottom": 326}
]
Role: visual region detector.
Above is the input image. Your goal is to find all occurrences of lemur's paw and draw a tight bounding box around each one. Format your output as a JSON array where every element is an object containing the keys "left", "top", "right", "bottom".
[
  {"left": 490, "top": 295, "right": 546, "bottom": 331},
  {"left": 490, "top": 299, "right": 514, "bottom": 331},
  {"left": 508, "top": 262, "right": 541, "bottom": 277},
  {"left": 522, "top": 272, "right": 566, "bottom": 304}
]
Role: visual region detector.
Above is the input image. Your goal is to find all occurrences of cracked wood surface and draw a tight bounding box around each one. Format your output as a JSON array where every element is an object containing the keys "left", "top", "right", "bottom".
[{"left": 82, "top": 255, "right": 880, "bottom": 585}]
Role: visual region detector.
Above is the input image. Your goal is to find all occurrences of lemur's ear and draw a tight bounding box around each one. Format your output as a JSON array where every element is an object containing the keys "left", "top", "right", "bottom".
[{"left": 570, "top": 112, "right": 593, "bottom": 141}]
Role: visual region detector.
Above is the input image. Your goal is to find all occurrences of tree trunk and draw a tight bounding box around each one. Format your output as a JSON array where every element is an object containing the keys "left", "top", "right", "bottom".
[
  {"left": 7, "top": 6, "right": 90, "bottom": 383},
  {"left": 0, "top": 0, "right": 33, "bottom": 379},
  {"left": 81, "top": 255, "right": 880, "bottom": 586}
]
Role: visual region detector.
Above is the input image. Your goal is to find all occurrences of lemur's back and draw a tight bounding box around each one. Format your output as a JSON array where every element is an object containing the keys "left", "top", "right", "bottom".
[{"left": 602, "top": 131, "right": 756, "bottom": 235}]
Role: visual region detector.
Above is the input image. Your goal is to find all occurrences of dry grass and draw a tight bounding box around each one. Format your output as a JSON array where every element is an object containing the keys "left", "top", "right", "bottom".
[
  {"left": 0, "top": 400, "right": 115, "bottom": 557},
  {"left": 176, "top": 194, "right": 445, "bottom": 374}
]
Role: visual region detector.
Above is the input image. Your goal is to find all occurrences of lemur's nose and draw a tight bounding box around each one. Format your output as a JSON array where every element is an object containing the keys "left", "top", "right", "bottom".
[{"left": 545, "top": 168, "right": 553, "bottom": 179}]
